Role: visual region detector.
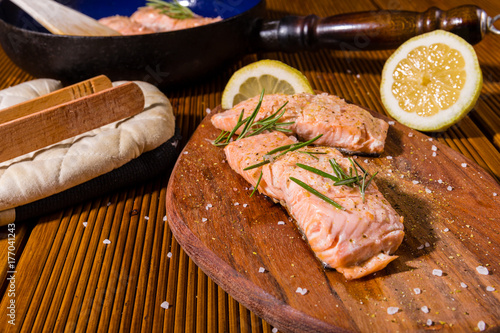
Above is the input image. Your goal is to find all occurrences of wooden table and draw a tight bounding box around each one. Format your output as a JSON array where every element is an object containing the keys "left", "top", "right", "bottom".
[{"left": 1, "top": 0, "right": 499, "bottom": 332}]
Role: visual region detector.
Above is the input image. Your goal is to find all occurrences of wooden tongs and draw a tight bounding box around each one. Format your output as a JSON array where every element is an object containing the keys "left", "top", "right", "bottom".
[{"left": 0, "top": 75, "right": 145, "bottom": 164}]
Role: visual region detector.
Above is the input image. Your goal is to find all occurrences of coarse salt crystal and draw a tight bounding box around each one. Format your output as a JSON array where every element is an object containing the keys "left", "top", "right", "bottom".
[
  {"left": 461, "top": 282, "right": 468, "bottom": 288},
  {"left": 202, "top": 218, "right": 208, "bottom": 222},
  {"left": 296, "top": 287, "right": 308, "bottom": 295},
  {"left": 364, "top": 159, "right": 369, "bottom": 163},
  {"left": 234, "top": 202, "right": 240, "bottom": 206},
  {"left": 417, "top": 244, "right": 425, "bottom": 250},
  {"left": 425, "top": 242, "right": 430, "bottom": 248},
  {"left": 356, "top": 74, "right": 361, "bottom": 78},
  {"left": 461, "top": 163, "right": 467, "bottom": 167},
  {"left": 161, "top": 301, "right": 170, "bottom": 309},
  {"left": 476, "top": 266, "right": 489, "bottom": 275},
  {"left": 412, "top": 180, "right": 419, "bottom": 185},
  {"left": 386, "top": 156, "right": 393, "bottom": 160},
  {"left": 167, "top": 252, "right": 173, "bottom": 258},
  {"left": 425, "top": 188, "right": 432, "bottom": 194},
  {"left": 171, "top": 140, "right": 179, "bottom": 147},
  {"left": 408, "top": 132, "right": 414, "bottom": 137},
  {"left": 82, "top": 222, "right": 88, "bottom": 227},
  {"left": 432, "top": 152, "right": 437, "bottom": 157},
  {"left": 163, "top": 215, "right": 167, "bottom": 221},
  {"left": 243, "top": 204, "right": 248, "bottom": 207},
  {"left": 272, "top": 328, "right": 278, "bottom": 333},
  {"left": 493, "top": 193, "right": 498, "bottom": 197},
  {"left": 414, "top": 288, "right": 421, "bottom": 294},
  {"left": 421, "top": 306, "right": 430, "bottom": 313},
  {"left": 206, "top": 108, "right": 211, "bottom": 114},
  {"left": 278, "top": 221, "right": 285, "bottom": 225},
  {"left": 103, "top": 239, "right": 111, "bottom": 245},
  {"left": 183, "top": 151, "right": 189, "bottom": 154},
  {"left": 431, "top": 145, "right": 437, "bottom": 151},
  {"left": 427, "top": 319, "right": 433, "bottom": 326},
  {"left": 447, "top": 186, "right": 453, "bottom": 191},
  {"left": 432, "top": 269, "right": 443, "bottom": 276},
  {"left": 428, "top": 138, "right": 433, "bottom": 141},
  {"left": 486, "top": 286, "right": 495, "bottom": 292},
  {"left": 205, "top": 204, "right": 213, "bottom": 210},
  {"left": 387, "top": 307, "right": 399, "bottom": 315},
  {"left": 388, "top": 121, "right": 395, "bottom": 125},
  {"left": 478, "top": 321, "right": 486, "bottom": 331},
  {"left": 437, "top": 179, "right": 443, "bottom": 184},
  {"left": 258, "top": 267, "right": 266, "bottom": 273},
  {"left": 145, "top": 216, "right": 149, "bottom": 220},
  {"left": 444, "top": 228, "right": 449, "bottom": 232}
]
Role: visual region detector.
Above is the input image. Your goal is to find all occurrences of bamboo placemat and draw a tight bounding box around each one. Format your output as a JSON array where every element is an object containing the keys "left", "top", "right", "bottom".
[{"left": 1, "top": 0, "right": 499, "bottom": 332}]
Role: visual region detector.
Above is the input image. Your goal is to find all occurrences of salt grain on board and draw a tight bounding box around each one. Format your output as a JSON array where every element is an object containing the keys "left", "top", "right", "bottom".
[
  {"left": 478, "top": 321, "right": 486, "bottom": 331},
  {"left": 461, "top": 282, "right": 468, "bottom": 288},
  {"left": 243, "top": 204, "right": 248, "bottom": 207},
  {"left": 278, "top": 221, "right": 285, "bottom": 225},
  {"left": 432, "top": 269, "right": 443, "bottom": 276},
  {"left": 486, "top": 286, "right": 495, "bottom": 292},
  {"left": 163, "top": 215, "right": 167, "bottom": 221},
  {"left": 494, "top": 193, "right": 498, "bottom": 197},
  {"left": 431, "top": 145, "right": 437, "bottom": 151},
  {"left": 272, "top": 328, "right": 278, "bottom": 333},
  {"left": 145, "top": 216, "right": 149, "bottom": 220},
  {"left": 413, "top": 288, "right": 421, "bottom": 295},
  {"left": 461, "top": 163, "right": 467, "bottom": 167},
  {"left": 202, "top": 218, "right": 207, "bottom": 222},
  {"left": 103, "top": 239, "right": 111, "bottom": 244},
  {"left": 443, "top": 228, "right": 449, "bottom": 232},
  {"left": 447, "top": 186, "right": 453, "bottom": 191},
  {"left": 82, "top": 222, "right": 88, "bottom": 228},
  {"left": 167, "top": 252, "right": 173, "bottom": 258},
  {"left": 387, "top": 307, "right": 399, "bottom": 315},
  {"left": 161, "top": 301, "right": 170, "bottom": 309},
  {"left": 206, "top": 108, "right": 211, "bottom": 114},
  {"left": 476, "top": 266, "right": 489, "bottom": 275},
  {"left": 427, "top": 319, "right": 433, "bottom": 326},
  {"left": 296, "top": 287, "right": 308, "bottom": 295},
  {"left": 413, "top": 180, "right": 419, "bottom": 185},
  {"left": 386, "top": 156, "right": 393, "bottom": 160},
  {"left": 421, "top": 306, "right": 430, "bottom": 313},
  {"left": 259, "top": 267, "right": 266, "bottom": 273}
]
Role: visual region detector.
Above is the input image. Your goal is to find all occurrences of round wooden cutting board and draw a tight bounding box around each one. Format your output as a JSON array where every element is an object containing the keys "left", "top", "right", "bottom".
[{"left": 166, "top": 105, "right": 500, "bottom": 332}]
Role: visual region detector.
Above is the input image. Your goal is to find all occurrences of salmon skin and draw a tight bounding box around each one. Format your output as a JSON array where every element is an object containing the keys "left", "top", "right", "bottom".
[
  {"left": 224, "top": 132, "right": 404, "bottom": 280},
  {"left": 212, "top": 93, "right": 389, "bottom": 156}
]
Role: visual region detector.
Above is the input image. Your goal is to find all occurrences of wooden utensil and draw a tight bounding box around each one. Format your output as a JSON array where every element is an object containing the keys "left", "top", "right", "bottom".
[
  {"left": 0, "top": 75, "right": 112, "bottom": 124},
  {"left": 166, "top": 106, "right": 500, "bottom": 332},
  {"left": 0, "top": 81, "right": 144, "bottom": 163},
  {"left": 9, "top": 0, "right": 121, "bottom": 36}
]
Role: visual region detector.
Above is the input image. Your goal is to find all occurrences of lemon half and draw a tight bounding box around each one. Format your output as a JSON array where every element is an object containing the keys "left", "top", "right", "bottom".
[
  {"left": 221, "top": 59, "right": 314, "bottom": 109},
  {"left": 380, "top": 30, "right": 482, "bottom": 132}
]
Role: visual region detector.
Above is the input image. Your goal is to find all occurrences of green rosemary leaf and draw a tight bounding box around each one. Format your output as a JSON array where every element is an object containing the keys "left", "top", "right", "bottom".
[
  {"left": 250, "top": 171, "right": 263, "bottom": 197},
  {"left": 295, "top": 163, "right": 340, "bottom": 182},
  {"left": 146, "top": 0, "right": 195, "bottom": 19},
  {"left": 334, "top": 176, "right": 362, "bottom": 186},
  {"left": 289, "top": 177, "right": 344, "bottom": 210},
  {"left": 243, "top": 160, "right": 270, "bottom": 171},
  {"left": 238, "top": 90, "right": 264, "bottom": 139},
  {"left": 225, "top": 109, "right": 246, "bottom": 143}
]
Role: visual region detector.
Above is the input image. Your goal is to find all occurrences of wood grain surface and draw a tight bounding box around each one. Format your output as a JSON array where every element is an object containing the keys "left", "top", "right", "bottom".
[{"left": 166, "top": 106, "right": 500, "bottom": 332}]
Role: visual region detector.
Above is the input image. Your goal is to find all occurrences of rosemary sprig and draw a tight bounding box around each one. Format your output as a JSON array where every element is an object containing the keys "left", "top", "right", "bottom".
[
  {"left": 295, "top": 157, "right": 377, "bottom": 204},
  {"left": 243, "top": 134, "right": 323, "bottom": 171},
  {"left": 146, "top": 0, "right": 195, "bottom": 19},
  {"left": 297, "top": 151, "right": 327, "bottom": 160},
  {"left": 250, "top": 171, "right": 263, "bottom": 197},
  {"left": 290, "top": 177, "right": 345, "bottom": 210},
  {"left": 212, "top": 91, "right": 293, "bottom": 146}
]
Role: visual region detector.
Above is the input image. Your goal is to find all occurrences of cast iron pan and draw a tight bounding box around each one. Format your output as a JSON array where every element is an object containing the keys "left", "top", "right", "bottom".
[{"left": 0, "top": 0, "right": 497, "bottom": 88}]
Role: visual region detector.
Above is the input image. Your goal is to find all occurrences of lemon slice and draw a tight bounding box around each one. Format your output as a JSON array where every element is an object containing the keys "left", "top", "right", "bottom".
[
  {"left": 221, "top": 59, "right": 314, "bottom": 109},
  {"left": 380, "top": 30, "right": 482, "bottom": 132}
]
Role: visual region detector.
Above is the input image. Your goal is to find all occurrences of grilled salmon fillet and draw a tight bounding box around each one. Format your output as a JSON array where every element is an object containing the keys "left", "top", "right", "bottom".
[
  {"left": 212, "top": 93, "right": 389, "bottom": 155},
  {"left": 224, "top": 132, "right": 404, "bottom": 279}
]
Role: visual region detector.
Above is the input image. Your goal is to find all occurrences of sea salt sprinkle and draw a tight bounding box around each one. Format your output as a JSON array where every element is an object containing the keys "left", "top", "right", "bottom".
[
  {"left": 443, "top": 228, "right": 449, "bottom": 232},
  {"left": 486, "top": 286, "right": 496, "bottom": 292},
  {"left": 388, "top": 121, "right": 395, "bottom": 125},
  {"left": 205, "top": 204, "right": 213, "bottom": 210},
  {"left": 432, "top": 269, "right": 443, "bottom": 276},
  {"left": 234, "top": 202, "right": 240, "bottom": 206},
  {"left": 421, "top": 306, "right": 430, "bottom": 313},
  {"left": 478, "top": 321, "right": 486, "bottom": 331},
  {"left": 461, "top": 163, "right": 467, "bottom": 168},
  {"left": 387, "top": 307, "right": 399, "bottom": 315},
  {"left": 296, "top": 287, "right": 308, "bottom": 295},
  {"left": 413, "top": 288, "right": 421, "bottom": 295},
  {"left": 163, "top": 215, "right": 167, "bottom": 222},
  {"left": 437, "top": 179, "right": 443, "bottom": 184},
  {"left": 425, "top": 188, "right": 432, "bottom": 194},
  {"left": 461, "top": 282, "right": 468, "bottom": 288},
  {"left": 167, "top": 252, "right": 173, "bottom": 258},
  {"left": 278, "top": 221, "right": 285, "bottom": 225},
  {"left": 476, "top": 266, "right": 489, "bottom": 275},
  {"left": 431, "top": 145, "right": 437, "bottom": 151},
  {"left": 447, "top": 186, "right": 454, "bottom": 191},
  {"left": 201, "top": 218, "right": 208, "bottom": 222},
  {"left": 243, "top": 204, "right": 248, "bottom": 208},
  {"left": 82, "top": 222, "right": 88, "bottom": 228},
  {"left": 272, "top": 328, "right": 279, "bottom": 333},
  {"left": 494, "top": 192, "right": 498, "bottom": 197},
  {"left": 103, "top": 239, "right": 111, "bottom": 245},
  {"left": 412, "top": 180, "right": 420, "bottom": 185},
  {"left": 386, "top": 156, "right": 393, "bottom": 160},
  {"left": 427, "top": 319, "right": 433, "bottom": 326},
  {"left": 206, "top": 108, "right": 211, "bottom": 114},
  {"left": 258, "top": 267, "right": 266, "bottom": 273},
  {"left": 161, "top": 301, "right": 170, "bottom": 309},
  {"left": 145, "top": 216, "right": 150, "bottom": 220}
]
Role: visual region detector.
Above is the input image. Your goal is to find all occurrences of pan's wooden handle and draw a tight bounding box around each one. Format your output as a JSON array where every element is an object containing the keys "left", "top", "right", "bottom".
[{"left": 256, "top": 5, "right": 495, "bottom": 51}]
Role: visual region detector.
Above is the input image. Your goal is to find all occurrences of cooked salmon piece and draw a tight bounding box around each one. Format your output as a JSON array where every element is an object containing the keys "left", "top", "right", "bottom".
[
  {"left": 212, "top": 93, "right": 389, "bottom": 155},
  {"left": 130, "top": 7, "right": 221, "bottom": 32},
  {"left": 223, "top": 132, "right": 404, "bottom": 279},
  {"left": 98, "top": 16, "right": 155, "bottom": 35}
]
